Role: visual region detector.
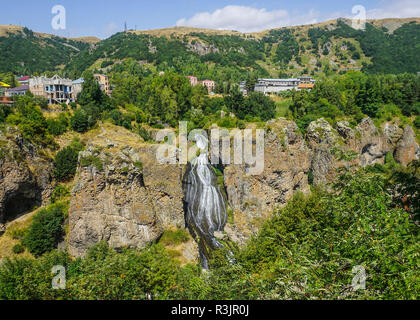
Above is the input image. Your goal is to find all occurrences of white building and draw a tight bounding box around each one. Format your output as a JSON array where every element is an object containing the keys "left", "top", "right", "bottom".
[{"left": 240, "top": 77, "right": 316, "bottom": 95}]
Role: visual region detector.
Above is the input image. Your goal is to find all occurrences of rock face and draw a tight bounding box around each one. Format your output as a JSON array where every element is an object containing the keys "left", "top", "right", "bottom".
[
  {"left": 0, "top": 128, "right": 53, "bottom": 229},
  {"left": 221, "top": 118, "right": 419, "bottom": 245},
  {"left": 395, "top": 126, "right": 420, "bottom": 166},
  {"left": 65, "top": 118, "right": 418, "bottom": 256},
  {"left": 187, "top": 41, "right": 220, "bottom": 56},
  {"left": 305, "top": 118, "right": 419, "bottom": 185},
  {"left": 222, "top": 119, "right": 311, "bottom": 245},
  {"left": 67, "top": 126, "right": 185, "bottom": 257}
]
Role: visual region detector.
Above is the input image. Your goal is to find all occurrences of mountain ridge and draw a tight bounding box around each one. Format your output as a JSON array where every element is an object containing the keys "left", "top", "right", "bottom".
[
  {"left": 2, "top": 16, "right": 420, "bottom": 42},
  {"left": 1, "top": 17, "right": 420, "bottom": 78}
]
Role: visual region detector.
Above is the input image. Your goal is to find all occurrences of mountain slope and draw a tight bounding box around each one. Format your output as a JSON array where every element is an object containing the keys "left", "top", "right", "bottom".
[
  {"left": 64, "top": 17, "right": 420, "bottom": 81},
  {"left": 0, "top": 26, "right": 91, "bottom": 74},
  {"left": 1, "top": 18, "right": 420, "bottom": 79}
]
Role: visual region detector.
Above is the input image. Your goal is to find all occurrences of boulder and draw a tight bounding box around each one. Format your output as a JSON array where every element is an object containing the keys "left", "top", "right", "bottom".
[{"left": 394, "top": 126, "right": 420, "bottom": 166}]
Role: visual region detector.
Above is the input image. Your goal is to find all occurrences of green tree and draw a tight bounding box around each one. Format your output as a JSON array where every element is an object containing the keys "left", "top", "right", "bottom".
[
  {"left": 23, "top": 204, "right": 66, "bottom": 257},
  {"left": 53, "top": 146, "right": 80, "bottom": 181}
]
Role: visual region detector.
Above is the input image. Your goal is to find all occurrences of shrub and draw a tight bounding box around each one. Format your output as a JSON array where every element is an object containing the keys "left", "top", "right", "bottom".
[
  {"left": 11, "top": 228, "right": 27, "bottom": 240},
  {"left": 70, "top": 108, "right": 90, "bottom": 133},
  {"left": 138, "top": 125, "right": 152, "bottom": 142},
  {"left": 47, "top": 114, "right": 69, "bottom": 136},
  {"left": 53, "top": 146, "right": 80, "bottom": 181},
  {"left": 22, "top": 203, "right": 66, "bottom": 257},
  {"left": 12, "top": 244, "right": 25, "bottom": 254},
  {"left": 133, "top": 161, "right": 143, "bottom": 171},
  {"left": 50, "top": 184, "right": 70, "bottom": 203},
  {"left": 159, "top": 229, "right": 190, "bottom": 246},
  {"left": 414, "top": 116, "right": 420, "bottom": 129},
  {"left": 80, "top": 155, "right": 103, "bottom": 171},
  {"left": 0, "top": 104, "right": 12, "bottom": 123}
]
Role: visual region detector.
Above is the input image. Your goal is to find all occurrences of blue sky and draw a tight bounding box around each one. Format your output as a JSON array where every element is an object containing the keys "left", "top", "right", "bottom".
[{"left": 0, "top": 0, "right": 419, "bottom": 38}]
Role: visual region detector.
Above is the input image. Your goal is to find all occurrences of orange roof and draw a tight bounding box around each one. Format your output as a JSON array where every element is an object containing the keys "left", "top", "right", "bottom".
[
  {"left": 298, "top": 83, "right": 314, "bottom": 89},
  {"left": 0, "top": 96, "right": 14, "bottom": 104}
]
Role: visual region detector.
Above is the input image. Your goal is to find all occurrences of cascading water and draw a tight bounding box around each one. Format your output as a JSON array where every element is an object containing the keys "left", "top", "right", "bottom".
[{"left": 182, "top": 134, "right": 228, "bottom": 269}]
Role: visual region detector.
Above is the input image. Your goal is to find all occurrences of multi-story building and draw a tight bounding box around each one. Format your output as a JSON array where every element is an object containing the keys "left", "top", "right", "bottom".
[
  {"left": 240, "top": 77, "right": 315, "bottom": 95},
  {"left": 29, "top": 75, "right": 74, "bottom": 104},
  {"left": 72, "top": 78, "right": 84, "bottom": 100},
  {"left": 199, "top": 80, "right": 215, "bottom": 93},
  {"left": 6, "top": 84, "right": 29, "bottom": 97},
  {"left": 94, "top": 74, "right": 111, "bottom": 96}
]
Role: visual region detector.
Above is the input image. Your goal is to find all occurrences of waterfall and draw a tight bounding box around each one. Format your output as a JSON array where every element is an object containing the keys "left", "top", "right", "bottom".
[{"left": 182, "top": 135, "right": 228, "bottom": 269}]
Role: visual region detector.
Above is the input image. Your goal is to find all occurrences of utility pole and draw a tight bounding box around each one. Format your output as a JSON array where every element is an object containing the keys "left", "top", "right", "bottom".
[{"left": 124, "top": 22, "right": 127, "bottom": 32}]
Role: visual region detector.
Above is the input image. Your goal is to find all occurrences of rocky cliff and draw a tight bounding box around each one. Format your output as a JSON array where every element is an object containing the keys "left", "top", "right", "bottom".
[
  {"left": 306, "top": 118, "right": 419, "bottom": 185},
  {"left": 1, "top": 118, "right": 418, "bottom": 258},
  {"left": 0, "top": 127, "right": 53, "bottom": 235},
  {"left": 67, "top": 125, "right": 185, "bottom": 257},
  {"left": 223, "top": 119, "right": 311, "bottom": 245}
]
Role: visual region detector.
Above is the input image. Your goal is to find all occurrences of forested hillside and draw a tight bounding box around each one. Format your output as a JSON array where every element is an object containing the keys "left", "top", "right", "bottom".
[
  {"left": 0, "top": 26, "right": 90, "bottom": 74},
  {"left": 64, "top": 18, "right": 420, "bottom": 82},
  {"left": 1, "top": 18, "right": 419, "bottom": 81}
]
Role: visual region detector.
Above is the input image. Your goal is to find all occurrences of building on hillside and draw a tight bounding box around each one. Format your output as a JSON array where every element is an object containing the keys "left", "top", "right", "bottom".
[
  {"left": 94, "top": 74, "right": 111, "bottom": 96},
  {"left": 297, "top": 83, "right": 315, "bottom": 90},
  {"left": 18, "top": 76, "right": 30, "bottom": 85},
  {"left": 240, "top": 76, "right": 315, "bottom": 95},
  {"left": 6, "top": 84, "right": 29, "bottom": 97},
  {"left": 0, "top": 96, "right": 14, "bottom": 105},
  {"left": 29, "top": 75, "right": 74, "bottom": 104},
  {"left": 187, "top": 76, "right": 198, "bottom": 86},
  {"left": 72, "top": 78, "right": 84, "bottom": 100},
  {"left": 199, "top": 79, "right": 215, "bottom": 93},
  {"left": 0, "top": 81, "right": 11, "bottom": 97}
]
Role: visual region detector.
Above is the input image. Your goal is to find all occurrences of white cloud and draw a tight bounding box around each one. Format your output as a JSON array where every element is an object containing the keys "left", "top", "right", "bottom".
[
  {"left": 103, "top": 22, "right": 118, "bottom": 37},
  {"left": 176, "top": 5, "right": 322, "bottom": 33},
  {"left": 367, "top": 0, "right": 420, "bottom": 19},
  {"left": 176, "top": 1, "right": 420, "bottom": 33}
]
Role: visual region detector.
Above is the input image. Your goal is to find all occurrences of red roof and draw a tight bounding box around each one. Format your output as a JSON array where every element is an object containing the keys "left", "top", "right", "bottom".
[{"left": 18, "top": 76, "right": 30, "bottom": 81}]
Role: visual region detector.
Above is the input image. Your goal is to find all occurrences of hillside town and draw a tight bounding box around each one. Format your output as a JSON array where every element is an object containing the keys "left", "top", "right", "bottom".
[
  {"left": 0, "top": 73, "right": 111, "bottom": 105},
  {"left": 0, "top": 72, "right": 316, "bottom": 105}
]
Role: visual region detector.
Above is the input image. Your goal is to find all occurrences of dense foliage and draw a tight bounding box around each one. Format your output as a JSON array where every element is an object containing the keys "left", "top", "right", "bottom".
[
  {"left": 1, "top": 164, "right": 418, "bottom": 300},
  {"left": 61, "top": 20, "right": 420, "bottom": 80},
  {"left": 22, "top": 203, "right": 66, "bottom": 258},
  {"left": 289, "top": 71, "right": 420, "bottom": 131},
  {"left": 0, "top": 28, "right": 88, "bottom": 74},
  {"left": 53, "top": 139, "right": 84, "bottom": 181},
  {"left": 307, "top": 20, "right": 420, "bottom": 74}
]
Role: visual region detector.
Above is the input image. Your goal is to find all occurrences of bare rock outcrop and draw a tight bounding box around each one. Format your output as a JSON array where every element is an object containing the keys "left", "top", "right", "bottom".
[
  {"left": 223, "top": 119, "right": 310, "bottom": 245},
  {"left": 68, "top": 126, "right": 185, "bottom": 257},
  {"left": 306, "top": 118, "right": 341, "bottom": 185},
  {"left": 0, "top": 128, "right": 53, "bottom": 229},
  {"left": 306, "top": 117, "right": 418, "bottom": 186},
  {"left": 67, "top": 118, "right": 419, "bottom": 255},
  {"left": 394, "top": 126, "right": 420, "bottom": 166}
]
